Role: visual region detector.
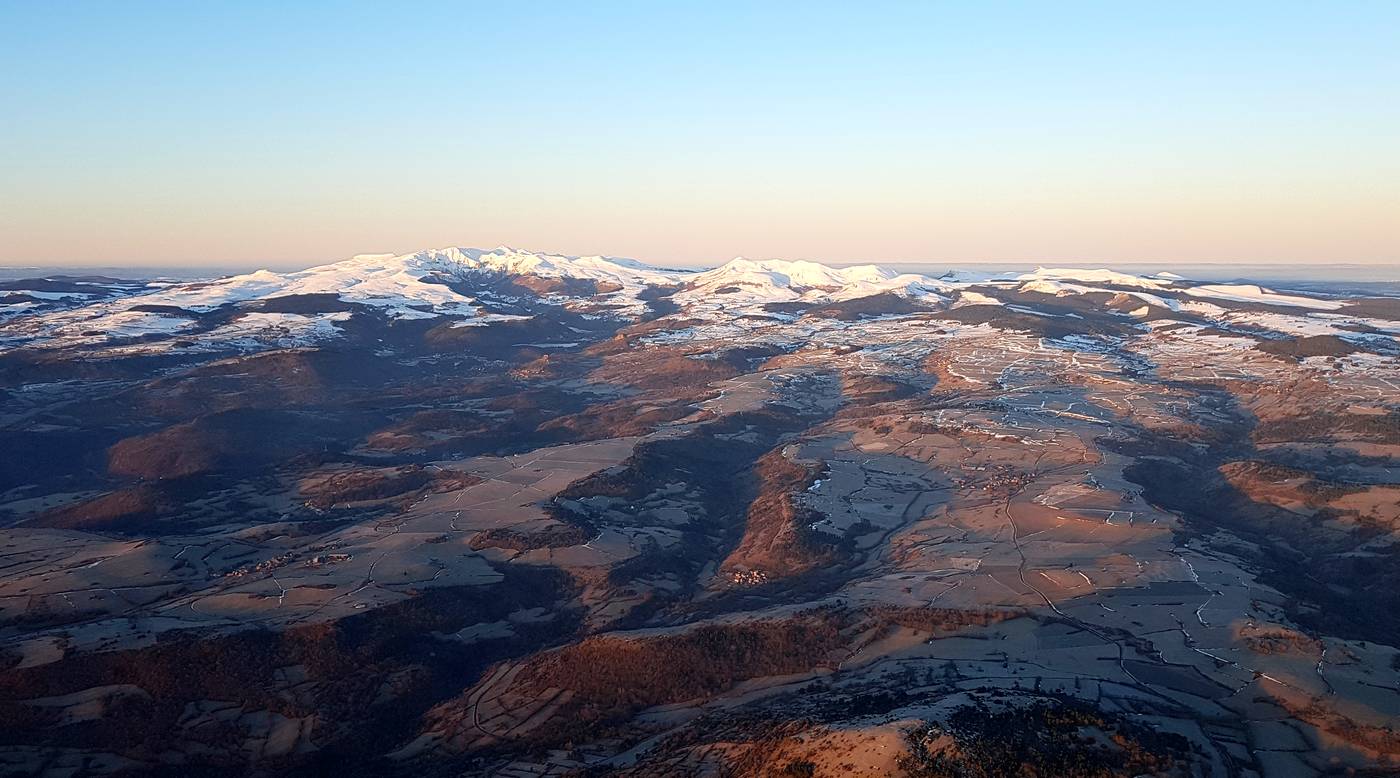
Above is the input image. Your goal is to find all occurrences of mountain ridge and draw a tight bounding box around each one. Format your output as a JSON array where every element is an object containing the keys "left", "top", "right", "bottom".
[{"left": 1, "top": 246, "right": 1392, "bottom": 359}]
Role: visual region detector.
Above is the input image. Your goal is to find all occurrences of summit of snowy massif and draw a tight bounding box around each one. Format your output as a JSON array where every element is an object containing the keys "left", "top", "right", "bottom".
[
  {"left": 679, "top": 257, "right": 953, "bottom": 308},
  {"left": 111, "top": 254, "right": 484, "bottom": 319},
  {"left": 187, "top": 246, "right": 679, "bottom": 318},
  {"left": 387, "top": 246, "right": 674, "bottom": 286},
  {"left": 691, "top": 258, "right": 896, "bottom": 290},
  {"left": 0, "top": 248, "right": 682, "bottom": 351}
]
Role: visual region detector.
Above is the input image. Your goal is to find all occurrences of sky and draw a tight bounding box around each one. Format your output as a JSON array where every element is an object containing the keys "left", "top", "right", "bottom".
[{"left": 2, "top": 1, "right": 1398, "bottom": 270}]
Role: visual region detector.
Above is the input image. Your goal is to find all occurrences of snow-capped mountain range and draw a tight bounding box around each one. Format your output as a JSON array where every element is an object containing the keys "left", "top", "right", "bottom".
[{"left": 0, "top": 246, "right": 1392, "bottom": 355}]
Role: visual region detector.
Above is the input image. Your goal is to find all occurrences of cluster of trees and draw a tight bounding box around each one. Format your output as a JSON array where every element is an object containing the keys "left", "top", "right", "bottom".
[
  {"left": 1241, "top": 628, "right": 1321, "bottom": 656},
  {"left": 469, "top": 522, "right": 592, "bottom": 552},
  {"left": 584, "top": 341, "right": 784, "bottom": 395},
  {"left": 31, "top": 484, "right": 168, "bottom": 531},
  {"left": 868, "top": 605, "right": 1026, "bottom": 637},
  {"left": 1254, "top": 410, "right": 1400, "bottom": 444},
  {"left": 537, "top": 397, "right": 696, "bottom": 439},
  {"left": 1254, "top": 334, "right": 1362, "bottom": 360},
  {"left": 720, "top": 450, "right": 838, "bottom": 580},
  {"left": 1220, "top": 459, "right": 1363, "bottom": 503},
  {"left": 301, "top": 465, "right": 478, "bottom": 509},
  {"left": 761, "top": 291, "right": 932, "bottom": 321},
  {"left": 898, "top": 694, "right": 1194, "bottom": 778},
  {"left": 516, "top": 611, "right": 848, "bottom": 744}
]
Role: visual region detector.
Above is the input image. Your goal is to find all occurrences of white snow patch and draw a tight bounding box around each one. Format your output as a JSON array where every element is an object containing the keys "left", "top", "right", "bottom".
[
  {"left": 1183, "top": 284, "right": 1344, "bottom": 310},
  {"left": 955, "top": 290, "right": 1003, "bottom": 307},
  {"left": 1016, "top": 267, "right": 1172, "bottom": 290}
]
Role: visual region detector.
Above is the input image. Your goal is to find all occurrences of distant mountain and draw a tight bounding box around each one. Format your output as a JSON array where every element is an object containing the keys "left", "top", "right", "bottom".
[{"left": 3, "top": 248, "right": 1390, "bottom": 358}]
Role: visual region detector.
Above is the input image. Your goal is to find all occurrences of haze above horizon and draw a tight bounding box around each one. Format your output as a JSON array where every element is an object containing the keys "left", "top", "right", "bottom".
[{"left": 2, "top": 1, "right": 1398, "bottom": 269}]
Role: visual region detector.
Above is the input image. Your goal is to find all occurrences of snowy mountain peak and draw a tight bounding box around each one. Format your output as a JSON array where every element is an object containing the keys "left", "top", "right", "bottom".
[
  {"left": 383, "top": 246, "right": 672, "bottom": 284},
  {"left": 694, "top": 258, "right": 898, "bottom": 291}
]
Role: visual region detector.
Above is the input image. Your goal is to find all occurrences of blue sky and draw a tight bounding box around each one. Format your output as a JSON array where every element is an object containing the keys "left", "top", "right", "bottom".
[{"left": 2, "top": 1, "right": 1397, "bottom": 267}]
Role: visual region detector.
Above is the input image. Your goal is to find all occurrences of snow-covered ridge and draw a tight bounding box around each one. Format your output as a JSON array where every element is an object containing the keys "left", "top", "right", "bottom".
[
  {"left": 3, "top": 248, "right": 1386, "bottom": 357},
  {"left": 1182, "top": 283, "right": 1345, "bottom": 310},
  {"left": 1014, "top": 267, "right": 1171, "bottom": 290},
  {"left": 1002, "top": 267, "right": 1363, "bottom": 313},
  {"left": 147, "top": 249, "right": 964, "bottom": 319},
  {"left": 125, "top": 247, "right": 677, "bottom": 320},
  {"left": 383, "top": 246, "right": 674, "bottom": 288},
  {"left": 0, "top": 248, "right": 676, "bottom": 352},
  {"left": 4, "top": 252, "right": 1233, "bottom": 330},
  {"left": 679, "top": 257, "right": 953, "bottom": 308},
  {"left": 690, "top": 258, "right": 897, "bottom": 291}
]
